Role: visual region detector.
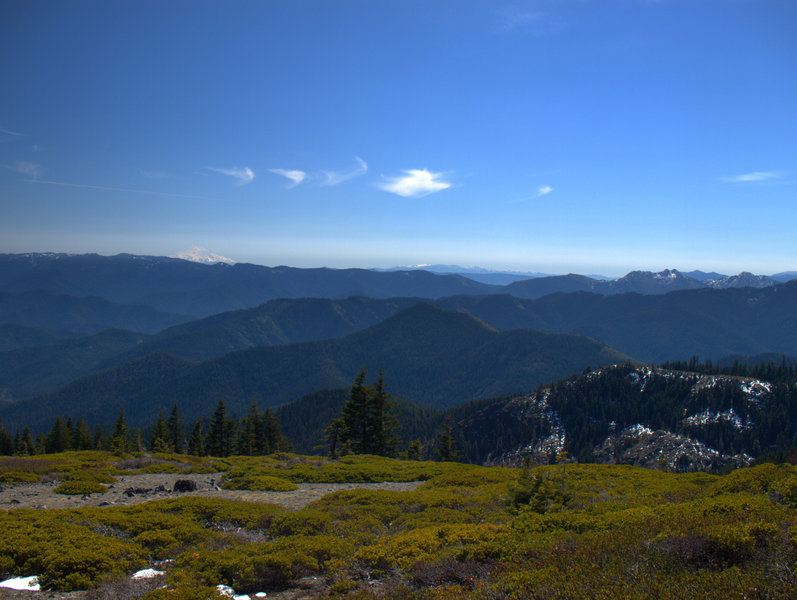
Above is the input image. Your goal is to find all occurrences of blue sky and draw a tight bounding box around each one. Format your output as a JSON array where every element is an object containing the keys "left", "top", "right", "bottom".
[{"left": 1, "top": 0, "right": 795, "bottom": 276}]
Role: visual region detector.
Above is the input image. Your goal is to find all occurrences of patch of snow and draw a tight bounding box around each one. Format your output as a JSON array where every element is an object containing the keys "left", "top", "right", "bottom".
[
  {"left": 217, "top": 584, "right": 254, "bottom": 600},
  {"left": 0, "top": 576, "right": 40, "bottom": 591},
  {"left": 132, "top": 568, "right": 165, "bottom": 579},
  {"left": 626, "top": 424, "right": 654, "bottom": 437},
  {"left": 740, "top": 379, "right": 772, "bottom": 402},
  {"left": 683, "top": 408, "right": 749, "bottom": 431}
]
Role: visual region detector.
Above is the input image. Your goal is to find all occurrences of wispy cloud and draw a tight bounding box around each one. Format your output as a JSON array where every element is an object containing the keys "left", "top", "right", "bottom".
[
  {"left": 720, "top": 171, "right": 780, "bottom": 183},
  {"left": 536, "top": 185, "right": 553, "bottom": 197},
  {"left": 0, "top": 127, "right": 25, "bottom": 137},
  {"left": 322, "top": 156, "right": 368, "bottom": 186},
  {"left": 5, "top": 161, "right": 44, "bottom": 180},
  {"left": 207, "top": 166, "right": 255, "bottom": 185},
  {"left": 269, "top": 168, "right": 307, "bottom": 188},
  {"left": 28, "top": 179, "right": 217, "bottom": 201},
  {"left": 378, "top": 169, "right": 451, "bottom": 198}
]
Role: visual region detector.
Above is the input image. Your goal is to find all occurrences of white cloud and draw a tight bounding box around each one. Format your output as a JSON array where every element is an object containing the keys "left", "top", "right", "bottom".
[
  {"left": 536, "top": 185, "right": 553, "bottom": 197},
  {"left": 0, "top": 127, "right": 25, "bottom": 137},
  {"left": 720, "top": 171, "right": 779, "bottom": 183},
  {"left": 378, "top": 169, "right": 451, "bottom": 198},
  {"left": 207, "top": 166, "right": 255, "bottom": 185},
  {"left": 269, "top": 168, "right": 307, "bottom": 187},
  {"left": 6, "top": 161, "right": 43, "bottom": 180},
  {"left": 322, "top": 156, "right": 368, "bottom": 186}
]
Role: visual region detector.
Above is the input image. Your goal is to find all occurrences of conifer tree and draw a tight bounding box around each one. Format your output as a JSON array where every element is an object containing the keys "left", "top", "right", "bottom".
[
  {"left": 111, "top": 408, "right": 129, "bottom": 454},
  {"left": 342, "top": 368, "right": 370, "bottom": 453},
  {"left": 205, "top": 398, "right": 228, "bottom": 457},
  {"left": 18, "top": 427, "right": 35, "bottom": 456},
  {"left": 0, "top": 423, "right": 13, "bottom": 455},
  {"left": 45, "top": 416, "right": 72, "bottom": 453},
  {"left": 35, "top": 432, "right": 46, "bottom": 454},
  {"left": 339, "top": 367, "right": 398, "bottom": 457},
  {"left": 187, "top": 419, "right": 204, "bottom": 456},
  {"left": 167, "top": 403, "right": 184, "bottom": 453},
  {"left": 237, "top": 401, "right": 260, "bottom": 456},
  {"left": 262, "top": 407, "right": 291, "bottom": 453},
  {"left": 436, "top": 416, "right": 459, "bottom": 462},
  {"left": 93, "top": 425, "right": 106, "bottom": 450},
  {"left": 74, "top": 417, "right": 93, "bottom": 450},
  {"left": 325, "top": 418, "right": 347, "bottom": 458},
  {"left": 150, "top": 411, "right": 171, "bottom": 452}
]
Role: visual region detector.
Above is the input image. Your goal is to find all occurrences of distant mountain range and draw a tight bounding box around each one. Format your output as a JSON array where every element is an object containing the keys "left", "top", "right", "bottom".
[
  {"left": 0, "top": 303, "right": 631, "bottom": 431},
  {"left": 0, "top": 254, "right": 791, "bottom": 321},
  {"left": 0, "top": 253, "right": 492, "bottom": 318},
  {"left": 3, "top": 281, "right": 797, "bottom": 404}
]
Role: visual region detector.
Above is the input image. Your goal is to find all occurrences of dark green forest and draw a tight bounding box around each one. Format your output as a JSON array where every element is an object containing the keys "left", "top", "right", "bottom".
[{"left": 4, "top": 359, "right": 797, "bottom": 472}]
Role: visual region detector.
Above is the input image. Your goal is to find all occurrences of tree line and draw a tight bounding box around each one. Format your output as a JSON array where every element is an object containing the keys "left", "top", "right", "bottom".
[{"left": 0, "top": 400, "right": 291, "bottom": 458}]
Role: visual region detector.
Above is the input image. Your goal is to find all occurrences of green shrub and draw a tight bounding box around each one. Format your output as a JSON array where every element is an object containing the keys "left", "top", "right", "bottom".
[
  {"left": 271, "top": 510, "right": 332, "bottom": 536},
  {"left": 221, "top": 475, "right": 298, "bottom": 491},
  {"left": 0, "top": 471, "right": 40, "bottom": 483},
  {"left": 54, "top": 480, "right": 108, "bottom": 495},
  {"left": 64, "top": 469, "right": 116, "bottom": 483}
]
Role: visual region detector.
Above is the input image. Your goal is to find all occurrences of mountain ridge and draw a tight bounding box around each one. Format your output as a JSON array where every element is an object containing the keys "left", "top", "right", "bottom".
[{"left": 0, "top": 303, "right": 632, "bottom": 431}]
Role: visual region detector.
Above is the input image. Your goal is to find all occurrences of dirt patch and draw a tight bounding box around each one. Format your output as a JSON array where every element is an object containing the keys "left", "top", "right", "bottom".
[{"left": 0, "top": 471, "right": 421, "bottom": 511}]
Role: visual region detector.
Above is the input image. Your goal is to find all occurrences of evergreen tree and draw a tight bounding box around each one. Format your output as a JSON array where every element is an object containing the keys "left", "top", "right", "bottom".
[
  {"left": 205, "top": 398, "right": 229, "bottom": 457},
  {"left": 325, "top": 418, "right": 347, "bottom": 458},
  {"left": 237, "top": 401, "right": 260, "bottom": 456},
  {"left": 0, "top": 423, "right": 13, "bottom": 455},
  {"left": 338, "top": 367, "right": 399, "bottom": 457},
  {"left": 342, "top": 368, "right": 370, "bottom": 453},
  {"left": 19, "top": 427, "right": 35, "bottom": 456},
  {"left": 150, "top": 411, "right": 171, "bottom": 452},
  {"left": 407, "top": 439, "right": 423, "bottom": 461},
  {"left": 35, "top": 432, "right": 46, "bottom": 454},
  {"left": 73, "top": 417, "right": 93, "bottom": 450},
  {"left": 187, "top": 419, "right": 204, "bottom": 456},
  {"left": 368, "top": 368, "right": 399, "bottom": 456},
  {"left": 262, "top": 407, "right": 292, "bottom": 453},
  {"left": 45, "top": 416, "right": 72, "bottom": 453},
  {"left": 436, "top": 416, "right": 459, "bottom": 462},
  {"left": 66, "top": 417, "right": 75, "bottom": 449},
  {"left": 93, "top": 425, "right": 106, "bottom": 450},
  {"left": 167, "top": 403, "right": 184, "bottom": 453},
  {"left": 111, "top": 408, "right": 129, "bottom": 454},
  {"left": 133, "top": 429, "right": 145, "bottom": 453}
]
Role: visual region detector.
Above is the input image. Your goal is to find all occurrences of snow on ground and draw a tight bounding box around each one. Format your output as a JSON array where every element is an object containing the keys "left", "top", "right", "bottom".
[
  {"left": 132, "top": 568, "right": 165, "bottom": 579},
  {"left": 217, "top": 584, "right": 267, "bottom": 599},
  {"left": 0, "top": 576, "right": 40, "bottom": 591}
]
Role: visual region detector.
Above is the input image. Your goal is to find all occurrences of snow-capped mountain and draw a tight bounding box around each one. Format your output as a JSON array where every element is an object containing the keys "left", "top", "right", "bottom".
[
  {"left": 172, "top": 247, "right": 236, "bottom": 265},
  {"left": 708, "top": 272, "right": 777, "bottom": 289}
]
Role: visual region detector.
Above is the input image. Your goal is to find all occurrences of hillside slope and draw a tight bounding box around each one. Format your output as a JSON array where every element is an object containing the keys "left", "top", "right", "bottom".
[{"left": 0, "top": 304, "right": 632, "bottom": 430}]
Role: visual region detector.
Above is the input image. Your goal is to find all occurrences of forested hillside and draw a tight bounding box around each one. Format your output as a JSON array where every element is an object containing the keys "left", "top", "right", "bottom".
[
  {"left": 0, "top": 304, "right": 630, "bottom": 431},
  {"left": 447, "top": 361, "right": 797, "bottom": 471}
]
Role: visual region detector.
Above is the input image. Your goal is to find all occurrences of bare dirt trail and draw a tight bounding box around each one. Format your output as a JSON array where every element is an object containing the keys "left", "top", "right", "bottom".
[{"left": 0, "top": 472, "right": 422, "bottom": 511}]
